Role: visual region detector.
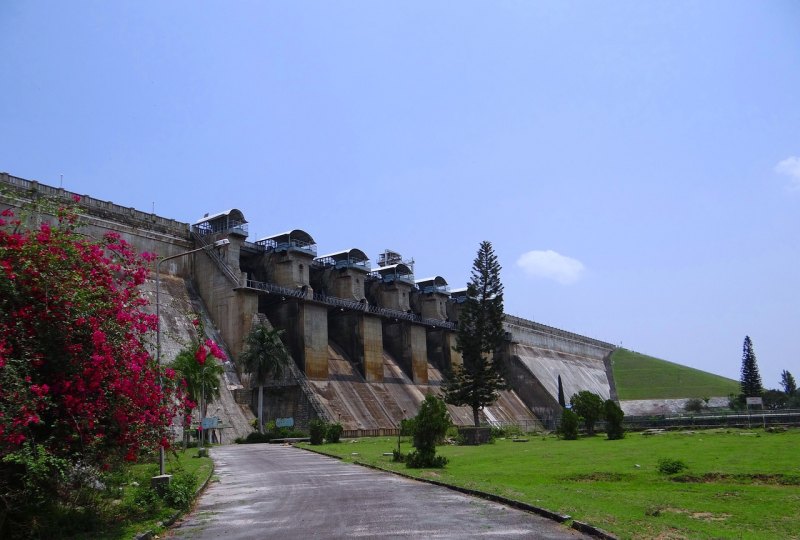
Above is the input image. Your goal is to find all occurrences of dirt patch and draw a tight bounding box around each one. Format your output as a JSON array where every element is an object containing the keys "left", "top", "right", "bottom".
[
  {"left": 690, "top": 512, "right": 731, "bottom": 522},
  {"left": 422, "top": 471, "right": 442, "bottom": 479},
  {"left": 655, "top": 508, "right": 730, "bottom": 522},
  {"left": 672, "top": 473, "right": 800, "bottom": 485},
  {"left": 564, "top": 472, "right": 632, "bottom": 482}
]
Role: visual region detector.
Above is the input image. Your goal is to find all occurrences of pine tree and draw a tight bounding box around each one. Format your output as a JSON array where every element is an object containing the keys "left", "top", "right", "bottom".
[
  {"left": 780, "top": 370, "right": 796, "bottom": 395},
  {"left": 443, "top": 241, "right": 506, "bottom": 427},
  {"left": 739, "top": 336, "right": 763, "bottom": 397}
]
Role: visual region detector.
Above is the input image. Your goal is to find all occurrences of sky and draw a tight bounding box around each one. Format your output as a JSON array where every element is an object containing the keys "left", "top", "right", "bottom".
[{"left": 2, "top": 1, "right": 798, "bottom": 387}]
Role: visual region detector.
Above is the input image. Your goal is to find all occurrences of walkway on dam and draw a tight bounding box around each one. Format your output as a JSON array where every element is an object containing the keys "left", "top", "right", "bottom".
[{"left": 168, "top": 444, "right": 588, "bottom": 539}]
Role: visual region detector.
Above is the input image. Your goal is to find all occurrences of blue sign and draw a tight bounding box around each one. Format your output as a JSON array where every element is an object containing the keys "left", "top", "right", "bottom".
[
  {"left": 201, "top": 417, "right": 219, "bottom": 429},
  {"left": 276, "top": 417, "right": 294, "bottom": 428}
]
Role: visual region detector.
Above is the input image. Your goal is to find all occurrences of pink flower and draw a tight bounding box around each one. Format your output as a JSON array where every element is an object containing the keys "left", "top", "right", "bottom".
[{"left": 195, "top": 344, "right": 207, "bottom": 365}]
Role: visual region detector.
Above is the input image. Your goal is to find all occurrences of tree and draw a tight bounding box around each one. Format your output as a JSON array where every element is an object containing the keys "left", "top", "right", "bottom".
[
  {"left": 557, "top": 409, "right": 579, "bottom": 440},
  {"left": 0, "top": 203, "right": 183, "bottom": 535},
  {"left": 172, "top": 322, "right": 226, "bottom": 426},
  {"left": 557, "top": 375, "right": 566, "bottom": 408},
  {"left": 603, "top": 399, "right": 625, "bottom": 440},
  {"left": 739, "top": 336, "right": 763, "bottom": 397},
  {"left": 780, "top": 370, "right": 796, "bottom": 396},
  {"left": 407, "top": 395, "right": 451, "bottom": 468},
  {"left": 762, "top": 389, "right": 788, "bottom": 410},
  {"left": 239, "top": 324, "right": 290, "bottom": 434},
  {"left": 443, "top": 241, "right": 505, "bottom": 427},
  {"left": 570, "top": 391, "right": 604, "bottom": 436}
]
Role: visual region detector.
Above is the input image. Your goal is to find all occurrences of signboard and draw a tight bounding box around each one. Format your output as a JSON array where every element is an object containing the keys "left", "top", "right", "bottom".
[
  {"left": 276, "top": 417, "right": 294, "bottom": 428},
  {"left": 201, "top": 416, "right": 219, "bottom": 429},
  {"left": 746, "top": 397, "right": 763, "bottom": 406}
]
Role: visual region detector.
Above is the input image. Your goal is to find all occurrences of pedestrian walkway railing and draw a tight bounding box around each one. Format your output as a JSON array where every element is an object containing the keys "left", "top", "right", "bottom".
[{"left": 241, "top": 279, "right": 456, "bottom": 330}]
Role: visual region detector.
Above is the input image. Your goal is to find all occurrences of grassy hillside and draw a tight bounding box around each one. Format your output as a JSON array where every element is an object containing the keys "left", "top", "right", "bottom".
[{"left": 612, "top": 348, "right": 740, "bottom": 400}]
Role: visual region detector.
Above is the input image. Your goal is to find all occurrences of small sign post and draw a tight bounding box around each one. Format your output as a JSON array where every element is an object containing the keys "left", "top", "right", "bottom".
[
  {"left": 276, "top": 417, "right": 294, "bottom": 428},
  {"left": 745, "top": 397, "right": 765, "bottom": 429}
]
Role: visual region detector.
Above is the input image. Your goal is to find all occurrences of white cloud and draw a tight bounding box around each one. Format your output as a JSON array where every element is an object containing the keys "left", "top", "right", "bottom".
[
  {"left": 516, "top": 250, "right": 585, "bottom": 285},
  {"left": 775, "top": 156, "right": 800, "bottom": 190}
]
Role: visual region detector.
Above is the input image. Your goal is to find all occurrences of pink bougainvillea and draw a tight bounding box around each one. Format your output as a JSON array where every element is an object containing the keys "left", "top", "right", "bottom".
[{"left": 0, "top": 204, "right": 185, "bottom": 464}]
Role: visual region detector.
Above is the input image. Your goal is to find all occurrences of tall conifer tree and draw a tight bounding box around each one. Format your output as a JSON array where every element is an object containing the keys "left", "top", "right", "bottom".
[
  {"left": 739, "top": 335, "right": 763, "bottom": 397},
  {"left": 443, "top": 241, "right": 506, "bottom": 427},
  {"left": 780, "top": 370, "right": 796, "bottom": 396},
  {"left": 557, "top": 375, "right": 566, "bottom": 408}
]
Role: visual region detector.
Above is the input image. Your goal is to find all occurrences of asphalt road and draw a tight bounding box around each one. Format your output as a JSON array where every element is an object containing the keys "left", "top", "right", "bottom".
[{"left": 169, "top": 444, "right": 588, "bottom": 539}]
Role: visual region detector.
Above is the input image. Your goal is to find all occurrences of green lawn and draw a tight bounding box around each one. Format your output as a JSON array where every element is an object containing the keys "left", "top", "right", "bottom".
[
  {"left": 84, "top": 449, "right": 213, "bottom": 540},
  {"left": 612, "top": 348, "right": 740, "bottom": 400},
  {"left": 303, "top": 429, "right": 800, "bottom": 540}
]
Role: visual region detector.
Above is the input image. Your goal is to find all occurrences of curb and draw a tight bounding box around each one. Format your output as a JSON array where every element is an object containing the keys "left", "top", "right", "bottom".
[
  {"left": 571, "top": 520, "right": 618, "bottom": 539},
  {"left": 134, "top": 454, "right": 216, "bottom": 540},
  {"left": 297, "top": 444, "right": 617, "bottom": 537}
]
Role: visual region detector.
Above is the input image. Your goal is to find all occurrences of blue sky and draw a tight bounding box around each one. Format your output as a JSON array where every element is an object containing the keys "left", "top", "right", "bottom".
[{"left": 2, "top": 2, "right": 798, "bottom": 387}]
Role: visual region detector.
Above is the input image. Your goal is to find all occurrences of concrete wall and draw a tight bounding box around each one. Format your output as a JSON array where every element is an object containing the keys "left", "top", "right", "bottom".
[
  {"left": 193, "top": 243, "right": 259, "bottom": 359},
  {"left": 314, "top": 266, "right": 368, "bottom": 300},
  {"left": 0, "top": 175, "right": 194, "bottom": 276},
  {"left": 414, "top": 292, "right": 449, "bottom": 320},
  {"left": 328, "top": 312, "right": 384, "bottom": 382},
  {"left": 369, "top": 279, "right": 414, "bottom": 312},
  {"left": 266, "top": 301, "right": 329, "bottom": 380},
  {"left": 504, "top": 314, "right": 615, "bottom": 360},
  {"left": 382, "top": 322, "right": 428, "bottom": 384},
  {"left": 266, "top": 251, "right": 313, "bottom": 289}
]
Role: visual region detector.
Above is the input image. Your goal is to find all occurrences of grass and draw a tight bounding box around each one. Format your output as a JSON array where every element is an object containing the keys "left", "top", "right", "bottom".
[
  {"left": 303, "top": 429, "right": 800, "bottom": 539},
  {"left": 612, "top": 348, "right": 740, "bottom": 400},
  {"left": 81, "top": 448, "right": 213, "bottom": 540}
]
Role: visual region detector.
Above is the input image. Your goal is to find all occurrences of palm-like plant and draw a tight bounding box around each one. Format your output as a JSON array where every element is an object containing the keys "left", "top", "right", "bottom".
[
  {"left": 239, "top": 324, "right": 291, "bottom": 433},
  {"left": 173, "top": 344, "right": 225, "bottom": 419}
]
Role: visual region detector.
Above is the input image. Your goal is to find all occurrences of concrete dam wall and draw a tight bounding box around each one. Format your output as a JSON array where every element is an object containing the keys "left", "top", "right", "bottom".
[
  {"left": 2, "top": 172, "right": 619, "bottom": 434},
  {"left": 502, "top": 315, "right": 617, "bottom": 417}
]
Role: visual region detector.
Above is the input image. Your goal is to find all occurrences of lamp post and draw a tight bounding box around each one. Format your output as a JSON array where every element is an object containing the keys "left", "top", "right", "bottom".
[
  {"left": 397, "top": 409, "right": 407, "bottom": 456},
  {"left": 155, "top": 238, "right": 230, "bottom": 475}
]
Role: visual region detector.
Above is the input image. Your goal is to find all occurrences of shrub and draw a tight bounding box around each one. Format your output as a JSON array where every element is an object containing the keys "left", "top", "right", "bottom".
[
  {"left": 326, "top": 423, "right": 344, "bottom": 443},
  {"left": 131, "top": 484, "right": 162, "bottom": 515},
  {"left": 657, "top": 457, "right": 688, "bottom": 475},
  {"left": 406, "top": 449, "right": 448, "bottom": 469},
  {"left": 309, "top": 419, "right": 327, "bottom": 445},
  {"left": 407, "top": 395, "right": 451, "bottom": 468},
  {"left": 239, "top": 431, "right": 271, "bottom": 444},
  {"left": 684, "top": 398, "right": 705, "bottom": 413},
  {"left": 604, "top": 399, "right": 625, "bottom": 440},
  {"left": 490, "top": 424, "right": 523, "bottom": 439},
  {"left": 392, "top": 449, "right": 406, "bottom": 463},
  {"left": 162, "top": 471, "right": 198, "bottom": 510},
  {"left": 558, "top": 409, "right": 579, "bottom": 440}
]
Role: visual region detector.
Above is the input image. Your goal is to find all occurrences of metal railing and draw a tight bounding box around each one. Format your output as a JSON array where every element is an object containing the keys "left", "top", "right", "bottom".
[
  {"left": 245, "top": 279, "right": 307, "bottom": 299},
  {"left": 621, "top": 409, "right": 800, "bottom": 430},
  {"left": 191, "top": 231, "right": 241, "bottom": 286},
  {"left": 242, "top": 278, "right": 456, "bottom": 330}
]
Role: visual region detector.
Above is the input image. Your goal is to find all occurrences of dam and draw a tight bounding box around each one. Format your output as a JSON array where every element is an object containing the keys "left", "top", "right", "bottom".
[{"left": 1, "top": 172, "right": 617, "bottom": 434}]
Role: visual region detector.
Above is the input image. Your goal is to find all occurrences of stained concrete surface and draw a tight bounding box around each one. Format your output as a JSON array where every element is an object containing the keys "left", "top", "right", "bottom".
[
  {"left": 309, "top": 345, "right": 541, "bottom": 432},
  {"left": 513, "top": 344, "right": 612, "bottom": 402},
  {"left": 168, "top": 444, "right": 587, "bottom": 539}
]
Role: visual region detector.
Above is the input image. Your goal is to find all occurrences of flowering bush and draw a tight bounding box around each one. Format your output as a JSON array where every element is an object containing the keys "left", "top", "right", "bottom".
[{"left": 0, "top": 203, "right": 183, "bottom": 466}]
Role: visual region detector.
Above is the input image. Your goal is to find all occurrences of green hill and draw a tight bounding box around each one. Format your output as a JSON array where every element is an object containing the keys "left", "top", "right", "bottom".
[{"left": 611, "top": 348, "right": 740, "bottom": 400}]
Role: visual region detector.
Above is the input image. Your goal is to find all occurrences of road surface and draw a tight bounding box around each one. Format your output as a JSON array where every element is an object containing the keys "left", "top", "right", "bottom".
[{"left": 169, "top": 444, "right": 587, "bottom": 539}]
